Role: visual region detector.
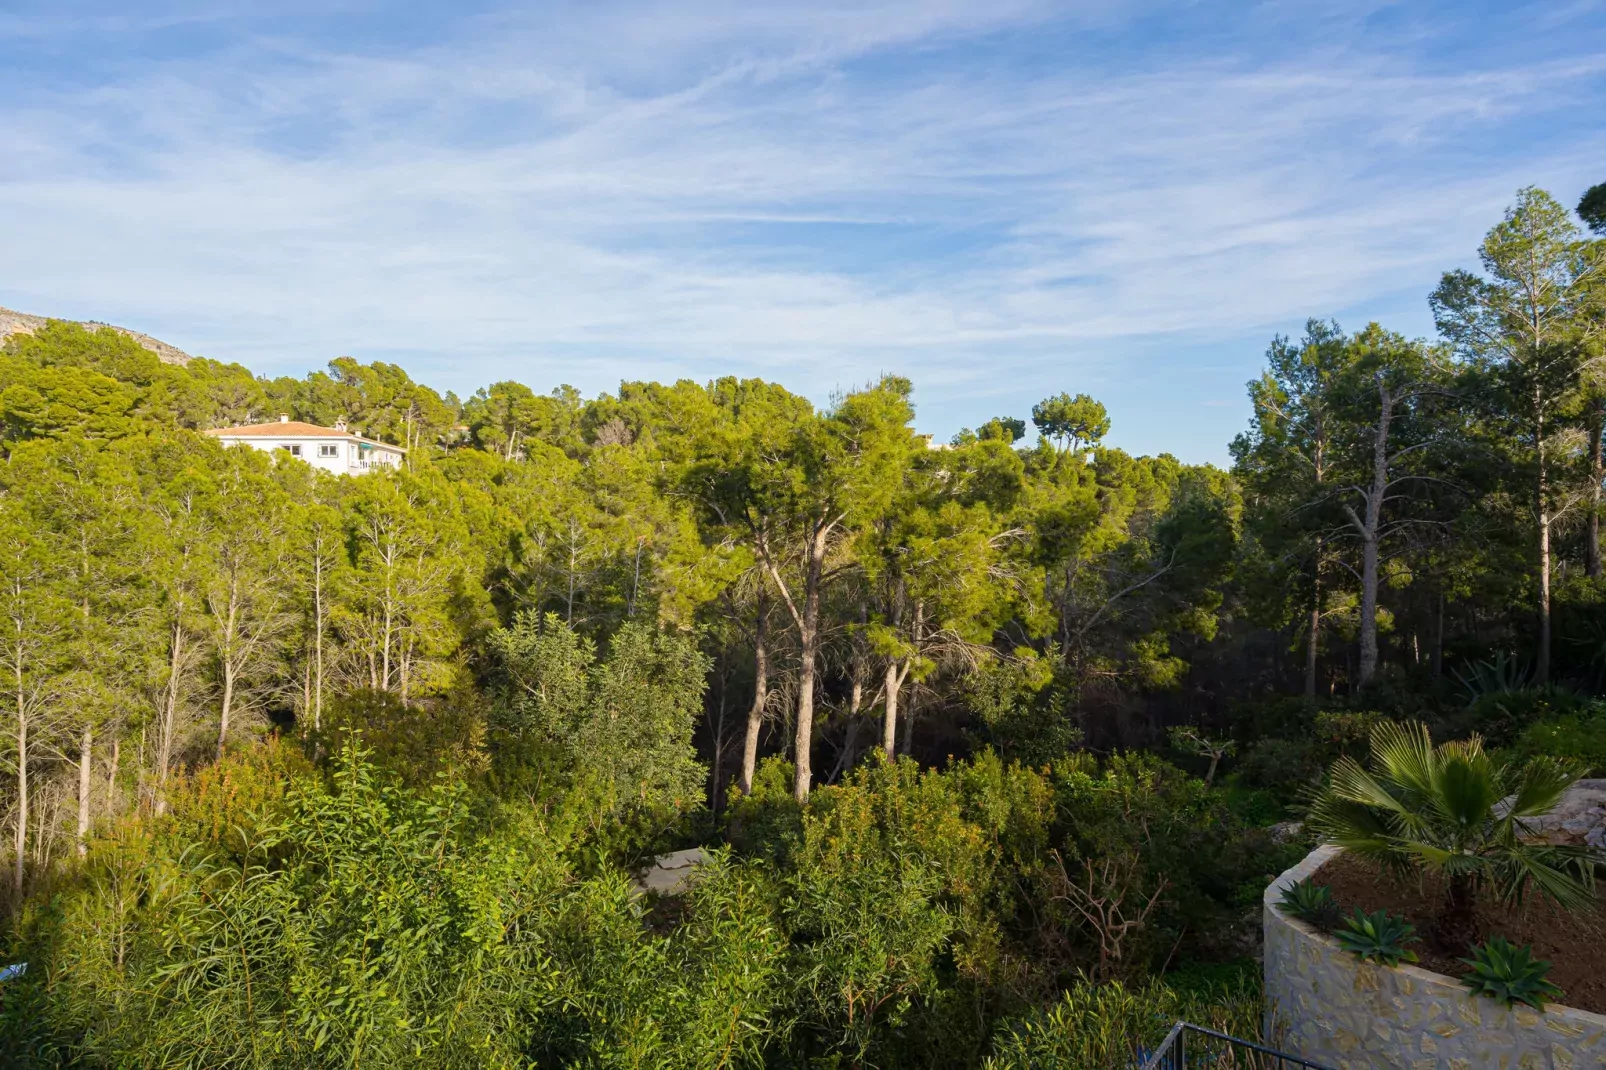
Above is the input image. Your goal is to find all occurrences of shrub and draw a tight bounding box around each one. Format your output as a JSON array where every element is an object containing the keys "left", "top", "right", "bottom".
[
  {"left": 2, "top": 746, "right": 787, "bottom": 1070},
  {"left": 981, "top": 977, "right": 1263, "bottom": 1070},
  {"left": 1336, "top": 909, "right": 1419, "bottom": 966},
  {"left": 310, "top": 687, "right": 488, "bottom": 788},
  {"left": 1277, "top": 879, "right": 1340, "bottom": 932},
  {"left": 1460, "top": 936, "right": 1564, "bottom": 1011},
  {"left": 1442, "top": 686, "right": 1587, "bottom": 748},
  {"left": 1048, "top": 752, "right": 1306, "bottom": 971},
  {"left": 488, "top": 612, "right": 710, "bottom": 825},
  {"left": 0, "top": 743, "right": 566, "bottom": 1068},
  {"left": 1506, "top": 709, "right": 1606, "bottom": 776},
  {"left": 1233, "top": 737, "right": 1320, "bottom": 803},
  {"left": 780, "top": 756, "right": 993, "bottom": 1063}
]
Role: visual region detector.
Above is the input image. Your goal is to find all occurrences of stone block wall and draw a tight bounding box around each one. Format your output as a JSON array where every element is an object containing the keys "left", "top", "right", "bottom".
[{"left": 1264, "top": 846, "right": 1606, "bottom": 1070}]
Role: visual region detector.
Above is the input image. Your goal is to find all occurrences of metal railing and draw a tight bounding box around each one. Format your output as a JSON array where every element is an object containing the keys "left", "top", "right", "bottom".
[{"left": 1141, "top": 1022, "right": 1332, "bottom": 1070}]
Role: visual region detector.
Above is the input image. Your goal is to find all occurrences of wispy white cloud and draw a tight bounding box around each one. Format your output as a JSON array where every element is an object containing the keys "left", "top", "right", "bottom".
[{"left": 1, "top": 0, "right": 1602, "bottom": 459}]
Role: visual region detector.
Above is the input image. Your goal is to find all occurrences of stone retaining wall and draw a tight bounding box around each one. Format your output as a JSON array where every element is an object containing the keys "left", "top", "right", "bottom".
[{"left": 1264, "top": 845, "right": 1606, "bottom": 1070}]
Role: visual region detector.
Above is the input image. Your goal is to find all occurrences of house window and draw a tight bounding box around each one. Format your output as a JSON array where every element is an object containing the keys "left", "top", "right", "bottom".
[
  {"left": 318, "top": 444, "right": 339, "bottom": 458},
  {"left": 280, "top": 443, "right": 302, "bottom": 457}
]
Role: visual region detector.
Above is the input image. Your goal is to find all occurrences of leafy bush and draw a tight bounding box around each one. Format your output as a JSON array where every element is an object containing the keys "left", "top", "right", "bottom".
[
  {"left": 780, "top": 756, "right": 993, "bottom": 1063},
  {"left": 1042, "top": 753, "right": 1304, "bottom": 974},
  {"left": 533, "top": 849, "right": 786, "bottom": 1068},
  {"left": 1460, "top": 936, "right": 1564, "bottom": 1011},
  {"left": 0, "top": 743, "right": 567, "bottom": 1068},
  {"left": 1277, "top": 879, "right": 1340, "bottom": 932},
  {"left": 981, "top": 977, "right": 1263, "bottom": 1070},
  {"left": 1232, "top": 737, "right": 1321, "bottom": 803},
  {"left": 309, "top": 686, "right": 488, "bottom": 788},
  {"left": 1, "top": 745, "right": 797, "bottom": 1070},
  {"left": 1308, "top": 721, "right": 1597, "bottom": 944},
  {"left": 1506, "top": 709, "right": 1606, "bottom": 776},
  {"left": 1336, "top": 909, "right": 1419, "bottom": 966},
  {"left": 1228, "top": 705, "right": 1384, "bottom": 805},
  {"left": 488, "top": 612, "right": 710, "bottom": 837},
  {"left": 1440, "top": 685, "right": 1588, "bottom": 747}
]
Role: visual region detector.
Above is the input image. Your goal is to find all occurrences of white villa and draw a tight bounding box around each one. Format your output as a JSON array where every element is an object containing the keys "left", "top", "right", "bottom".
[{"left": 205, "top": 414, "right": 406, "bottom": 475}]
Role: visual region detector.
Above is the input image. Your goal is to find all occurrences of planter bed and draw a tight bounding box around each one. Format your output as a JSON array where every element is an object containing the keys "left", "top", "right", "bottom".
[
  {"left": 1312, "top": 850, "right": 1606, "bottom": 1015},
  {"left": 1264, "top": 846, "right": 1606, "bottom": 1070}
]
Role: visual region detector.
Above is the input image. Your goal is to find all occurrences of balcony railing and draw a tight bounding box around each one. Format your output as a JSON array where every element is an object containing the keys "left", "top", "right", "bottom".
[{"left": 1141, "top": 1022, "right": 1332, "bottom": 1070}]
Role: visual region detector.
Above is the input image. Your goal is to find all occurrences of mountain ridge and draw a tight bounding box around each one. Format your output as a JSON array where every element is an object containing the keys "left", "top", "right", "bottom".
[{"left": 1, "top": 305, "right": 194, "bottom": 365}]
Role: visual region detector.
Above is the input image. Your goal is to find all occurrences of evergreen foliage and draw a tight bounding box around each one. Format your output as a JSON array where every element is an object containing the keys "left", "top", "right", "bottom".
[{"left": 0, "top": 183, "right": 1604, "bottom": 1061}]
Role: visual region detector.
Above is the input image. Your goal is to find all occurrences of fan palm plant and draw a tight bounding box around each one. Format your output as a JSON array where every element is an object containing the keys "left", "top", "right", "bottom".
[{"left": 1308, "top": 721, "right": 1598, "bottom": 947}]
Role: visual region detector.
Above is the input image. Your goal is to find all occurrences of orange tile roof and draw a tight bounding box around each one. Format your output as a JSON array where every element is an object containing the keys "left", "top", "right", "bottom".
[{"left": 204, "top": 420, "right": 405, "bottom": 451}]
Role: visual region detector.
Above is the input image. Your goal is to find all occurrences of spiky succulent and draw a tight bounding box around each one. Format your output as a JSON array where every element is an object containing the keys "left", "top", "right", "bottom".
[
  {"left": 1278, "top": 878, "right": 1341, "bottom": 932},
  {"left": 1461, "top": 937, "right": 1564, "bottom": 1010},
  {"left": 1336, "top": 908, "right": 1419, "bottom": 966}
]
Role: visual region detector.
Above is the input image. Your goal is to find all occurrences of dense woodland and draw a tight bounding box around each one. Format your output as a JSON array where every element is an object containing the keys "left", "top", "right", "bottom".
[{"left": 0, "top": 185, "right": 1602, "bottom": 1067}]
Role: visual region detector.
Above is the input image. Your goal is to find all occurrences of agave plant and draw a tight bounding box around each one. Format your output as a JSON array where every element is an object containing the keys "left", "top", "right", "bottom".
[
  {"left": 1460, "top": 937, "right": 1564, "bottom": 1010},
  {"left": 1451, "top": 651, "right": 1532, "bottom": 700},
  {"left": 1277, "top": 878, "right": 1341, "bottom": 932},
  {"left": 1336, "top": 908, "right": 1419, "bottom": 966},
  {"left": 1307, "top": 721, "right": 1597, "bottom": 946}
]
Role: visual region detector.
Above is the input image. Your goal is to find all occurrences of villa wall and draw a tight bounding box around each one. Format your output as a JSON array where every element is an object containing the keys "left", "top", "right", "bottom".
[{"left": 1264, "top": 845, "right": 1606, "bottom": 1070}]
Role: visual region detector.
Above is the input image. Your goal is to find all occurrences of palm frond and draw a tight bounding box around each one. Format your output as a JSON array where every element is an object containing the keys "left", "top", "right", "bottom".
[
  {"left": 1310, "top": 720, "right": 1598, "bottom": 926},
  {"left": 1367, "top": 721, "right": 1440, "bottom": 804},
  {"left": 1504, "top": 757, "right": 1580, "bottom": 822}
]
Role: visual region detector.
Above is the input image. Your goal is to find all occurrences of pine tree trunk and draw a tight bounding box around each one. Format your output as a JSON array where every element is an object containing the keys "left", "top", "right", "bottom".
[
  {"left": 792, "top": 527, "right": 828, "bottom": 803},
  {"left": 77, "top": 726, "right": 92, "bottom": 858},
  {"left": 314, "top": 581, "right": 324, "bottom": 731},
  {"left": 1356, "top": 384, "right": 1392, "bottom": 688},
  {"left": 1590, "top": 399, "right": 1604, "bottom": 579},
  {"left": 794, "top": 643, "right": 816, "bottom": 801},
  {"left": 1536, "top": 400, "right": 1552, "bottom": 685},
  {"left": 1538, "top": 514, "right": 1552, "bottom": 685},
  {"left": 13, "top": 695, "right": 26, "bottom": 898},
  {"left": 739, "top": 606, "right": 767, "bottom": 795},
  {"left": 709, "top": 669, "right": 727, "bottom": 809},
  {"left": 218, "top": 660, "right": 235, "bottom": 762},
  {"left": 1305, "top": 548, "right": 1321, "bottom": 701},
  {"left": 106, "top": 737, "right": 120, "bottom": 819},
  {"left": 156, "top": 621, "right": 185, "bottom": 818},
  {"left": 899, "top": 689, "right": 915, "bottom": 757},
  {"left": 882, "top": 660, "right": 900, "bottom": 759}
]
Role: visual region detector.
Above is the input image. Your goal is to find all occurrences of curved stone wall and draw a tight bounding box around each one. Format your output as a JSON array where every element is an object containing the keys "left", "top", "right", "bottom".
[{"left": 1264, "top": 845, "right": 1606, "bottom": 1070}]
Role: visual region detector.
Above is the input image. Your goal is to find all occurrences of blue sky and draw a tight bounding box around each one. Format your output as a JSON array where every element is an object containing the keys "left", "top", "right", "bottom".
[{"left": 2, "top": 1, "right": 1604, "bottom": 463}]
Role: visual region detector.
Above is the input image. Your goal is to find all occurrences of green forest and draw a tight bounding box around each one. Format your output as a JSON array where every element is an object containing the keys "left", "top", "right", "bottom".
[{"left": 0, "top": 185, "right": 1602, "bottom": 1067}]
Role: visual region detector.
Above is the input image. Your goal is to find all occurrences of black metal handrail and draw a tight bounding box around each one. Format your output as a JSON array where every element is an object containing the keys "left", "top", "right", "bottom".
[{"left": 1140, "top": 1021, "right": 1333, "bottom": 1070}]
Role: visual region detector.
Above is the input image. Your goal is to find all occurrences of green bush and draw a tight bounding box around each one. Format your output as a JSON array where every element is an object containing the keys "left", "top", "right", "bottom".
[
  {"left": 981, "top": 977, "right": 1262, "bottom": 1069},
  {"left": 780, "top": 755, "right": 994, "bottom": 1064},
  {"left": 309, "top": 686, "right": 489, "bottom": 788},
  {"left": 0, "top": 745, "right": 793, "bottom": 1070},
  {"left": 1048, "top": 753, "right": 1305, "bottom": 970},
  {"left": 1506, "top": 708, "right": 1606, "bottom": 775},
  {"left": 1232, "top": 737, "right": 1320, "bottom": 803},
  {"left": 0, "top": 743, "right": 565, "bottom": 1068}
]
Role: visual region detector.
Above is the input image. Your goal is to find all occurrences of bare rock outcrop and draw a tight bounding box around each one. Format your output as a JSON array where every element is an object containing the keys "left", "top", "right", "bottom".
[
  {"left": 0, "top": 305, "right": 194, "bottom": 365},
  {"left": 1520, "top": 779, "right": 1606, "bottom": 850}
]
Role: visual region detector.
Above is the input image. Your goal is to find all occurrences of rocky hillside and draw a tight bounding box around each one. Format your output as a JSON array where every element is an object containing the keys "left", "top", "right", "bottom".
[{"left": 1, "top": 305, "right": 194, "bottom": 365}]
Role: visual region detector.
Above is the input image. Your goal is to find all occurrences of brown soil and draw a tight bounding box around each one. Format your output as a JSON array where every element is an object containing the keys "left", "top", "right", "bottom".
[{"left": 1311, "top": 853, "right": 1606, "bottom": 1015}]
